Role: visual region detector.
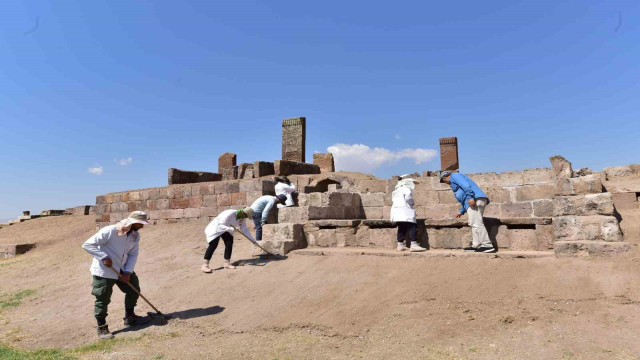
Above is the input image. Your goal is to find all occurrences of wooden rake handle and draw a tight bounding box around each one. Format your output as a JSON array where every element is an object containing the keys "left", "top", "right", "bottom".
[
  {"left": 108, "top": 265, "right": 165, "bottom": 316},
  {"left": 232, "top": 226, "right": 277, "bottom": 256}
]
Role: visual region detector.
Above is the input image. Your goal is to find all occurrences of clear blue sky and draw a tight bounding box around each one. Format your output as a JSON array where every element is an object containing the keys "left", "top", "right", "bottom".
[{"left": 1, "top": 0, "right": 638, "bottom": 220}]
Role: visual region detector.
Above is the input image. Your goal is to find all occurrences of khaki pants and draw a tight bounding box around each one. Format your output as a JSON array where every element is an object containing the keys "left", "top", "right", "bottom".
[{"left": 467, "top": 198, "right": 492, "bottom": 248}]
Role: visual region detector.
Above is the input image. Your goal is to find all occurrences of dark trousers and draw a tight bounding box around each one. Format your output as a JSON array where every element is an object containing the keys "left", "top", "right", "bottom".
[
  {"left": 204, "top": 232, "right": 234, "bottom": 260},
  {"left": 252, "top": 212, "right": 263, "bottom": 240},
  {"left": 91, "top": 273, "right": 140, "bottom": 322},
  {"left": 397, "top": 221, "right": 417, "bottom": 243}
]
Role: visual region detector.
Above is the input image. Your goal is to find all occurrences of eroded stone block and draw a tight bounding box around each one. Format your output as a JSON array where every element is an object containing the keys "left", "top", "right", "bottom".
[
  {"left": 282, "top": 117, "right": 306, "bottom": 163},
  {"left": 549, "top": 155, "right": 573, "bottom": 178},
  {"left": 313, "top": 153, "right": 335, "bottom": 173}
]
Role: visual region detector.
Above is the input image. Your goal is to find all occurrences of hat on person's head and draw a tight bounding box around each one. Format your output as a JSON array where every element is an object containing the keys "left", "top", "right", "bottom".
[
  {"left": 276, "top": 194, "right": 287, "bottom": 203},
  {"left": 128, "top": 211, "right": 150, "bottom": 225},
  {"left": 439, "top": 171, "right": 452, "bottom": 183},
  {"left": 236, "top": 207, "right": 253, "bottom": 219}
]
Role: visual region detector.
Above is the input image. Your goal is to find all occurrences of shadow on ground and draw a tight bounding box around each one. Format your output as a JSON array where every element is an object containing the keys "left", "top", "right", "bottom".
[
  {"left": 112, "top": 306, "right": 224, "bottom": 334},
  {"left": 233, "top": 255, "right": 288, "bottom": 267}
]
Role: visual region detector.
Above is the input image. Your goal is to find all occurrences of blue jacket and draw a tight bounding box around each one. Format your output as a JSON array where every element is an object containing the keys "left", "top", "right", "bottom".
[{"left": 449, "top": 173, "right": 489, "bottom": 215}]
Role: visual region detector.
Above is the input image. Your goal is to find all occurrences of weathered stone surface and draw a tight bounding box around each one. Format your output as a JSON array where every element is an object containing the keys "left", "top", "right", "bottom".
[
  {"left": 313, "top": 153, "right": 335, "bottom": 173},
  {"left": 218, "top": 153, "right": 237, "bottom": 173},
  {"left": 604, "top": 164, "right": 640, "bottom": 179},
  {"left": 427, "top": 227, "right": 471, "bottom": 249},
  {"left": 514, "top": 184, "right": 555, "bottom": 201},
  {"left": 278, "top": 207, "right": 310, "bottom": 223},
  {"left": 274, "top": 160, "right": 320, "bottom": 176},
  {"left": 549, "top": 155, "right": 573, "bottom": 178},
  {"left": 611, "top": 192, "right": 638, "bottom": 210},
  {"left": 282, "top": 117, "right": 306, "bottom": 163},
  {"left": 41, "top": 209, "right": 65, "bottom": 216},
  {"left": 251, "top": 240, "right": 297, "bottom": 256},
  {"left": 532, "top": 199, "right": 554, "bottom": 217},
  {"left": 221, "top": 167, "right": 238, "bottom": 181},
  {"left": 253, "top": 161, "right": 275, "bottom": 177},
  {"left": 236, "top": 163, "right": 254, "bottom": 179},
  {"left": 553, "top": 193, "right": 615, "bottom": 216},
  {"left": 360, "top": 193, "right": 385, "bottom": 207},
  {"left": 500, "top": 202, "right": 533, "bottom": 218},
  {"left": 553, "top": 215, "right": 623, "bottom": 242},
  {"left": 412, "top": 189, "right": 439, "bottom": 205},
  {"left": 555, "top": 241, "right": 630, "bottom": 257},
  {"left": 168, "top": 168, "right": 221, "bottom": 185},
  {"left": 437, "top": 191, "right": 459, "bottom": 205},
  {"left": 306, "top": 227, "right": 356, "bottom": 247},
  {"left": 355, "top": 180, "right": 387, "bottom": 193},
  {"left": 496, "top": 171, "right": 524, "bottom": 187},
  {"left": 482, "top": 187, "right": 511, "bottom": 203},
  {"left": 467, "top": 172, "right": 498, "bottom": 187},
  {"left": 555, "top": 175, "right": 603, "bottom": 196},
  {"left": 363, "top": 207, "right": 383, "bottom": 219},
  {"left": 439, "top": 137, "right": 459, "bottom": 171},
  {"left": 523, "top": 168, "right": 555, "bottom": 184}
]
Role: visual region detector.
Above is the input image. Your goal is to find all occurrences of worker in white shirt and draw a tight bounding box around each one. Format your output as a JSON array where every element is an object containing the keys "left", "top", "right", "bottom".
[
  {"left": 82, "top": 211, "right": 151, "bottom": 340},
  {"left": 390, "top": 177, "right": 426, "bottom": 252},
  {"left": 275, "top": 176, "right": 296, "bottom": 208},
  {"left": 202, "top": 207, "right": 256, "bottom": 273}
]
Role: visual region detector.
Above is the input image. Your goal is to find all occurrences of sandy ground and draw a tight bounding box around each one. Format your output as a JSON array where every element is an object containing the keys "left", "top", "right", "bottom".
[{"left": 1, "top": 215, "right": 640, "bottom": 359}]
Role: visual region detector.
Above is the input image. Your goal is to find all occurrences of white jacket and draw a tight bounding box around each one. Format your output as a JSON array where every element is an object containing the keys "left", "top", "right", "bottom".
[
  {"left": 390, "top": 187, "right": 416, "bottom": 223},
  {"left": 275, "top": 182, "right": 296, "bottom": 208},
  {"left": 205, "top": 209, "right": 256, "bottom": 243},
  {"left": 82, "top": 225, "right": 140, "bottom": 280}
]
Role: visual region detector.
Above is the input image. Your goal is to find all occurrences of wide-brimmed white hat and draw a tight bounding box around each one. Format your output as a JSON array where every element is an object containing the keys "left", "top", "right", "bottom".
[{"left": 128, "top": 211, "right": 150, "bottom": 225}]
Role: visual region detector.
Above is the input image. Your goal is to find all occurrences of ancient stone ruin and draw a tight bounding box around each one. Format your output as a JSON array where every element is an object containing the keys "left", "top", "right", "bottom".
[{"left": 91, "top": 118, "right": 635, "bottom": 257}]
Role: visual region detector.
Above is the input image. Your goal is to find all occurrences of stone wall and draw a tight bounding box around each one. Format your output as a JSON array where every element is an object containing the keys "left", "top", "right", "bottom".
[
  {"left": 168, "top": 168, "right": 222, "bottom": 185},
  {"left": 282, "top": 117, "right": 306, "bottom": 163}
]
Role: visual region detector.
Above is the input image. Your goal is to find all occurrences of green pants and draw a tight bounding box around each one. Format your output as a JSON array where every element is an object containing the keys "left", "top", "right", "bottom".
[{"left": 91, "top": 274, "right": 140, "bottom": 321}]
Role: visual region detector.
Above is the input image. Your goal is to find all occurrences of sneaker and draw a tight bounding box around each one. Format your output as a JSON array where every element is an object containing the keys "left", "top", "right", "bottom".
[
  {"left": 397, "top": 243, "right": 408, "bottom": 252},
  {"left": 97, "top": 325, "right": 114, "bottom": 340},
  {"left": 201, "top": 264, "right": 213, "bottom": 273},
  {"left": 409, "top": 242, "right": 426, "bottom": 252},
  {"left": 223, "top": 260, "right": 236, "bottom": 269},
  {"left": 463, "top": 246, "right": 476, "bottom": 251},
  {"left": 475, "top": 247, "right": 497, "bottom": 253},
  {"left": 123, "top": 314, "right": 150, "bottom": 326}
]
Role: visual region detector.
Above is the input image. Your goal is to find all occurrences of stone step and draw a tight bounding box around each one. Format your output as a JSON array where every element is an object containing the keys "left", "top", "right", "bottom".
[
  {"left": 555, "top": 241, "right": 630, "bottom": 256},
  {"left": 0, "top": 243, "right": 36, "bottom": 259},
  {"left": 291, "top": 247, "right": 554, "bottom": 259}
]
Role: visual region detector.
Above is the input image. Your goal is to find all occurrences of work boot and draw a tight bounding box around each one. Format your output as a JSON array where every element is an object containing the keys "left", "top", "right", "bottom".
[
  {"left": 124, "top": 314, "right": 150, "bottom": 326},
  {"left": 223, "top": 260, "right": 236, "bottom": 269},
  {"left": 409, "top": 242, "right": 426, "bottom": 252},
  {"left": 97, "top": 325, "right": 114, "bottom": 340},
  {"left": 201, "top": 264, "right": 213, "bottom": 273},
  {"left": 397, "top": 243, "right": 408, "bottom": 252}
]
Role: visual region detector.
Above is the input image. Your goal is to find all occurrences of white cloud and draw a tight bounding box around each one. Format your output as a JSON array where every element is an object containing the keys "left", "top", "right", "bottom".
[
  {"left": 116, "top": 157, "right": 133, "bottom": 166},
  {"left": 88, "top": 166, "right": 104, "bottom": 175},
  {"left": 394, "top": 134, "right": 401, "bottom": 140},
  {"left": 327, "top": 143, "right": 437, "bottom": 173}
]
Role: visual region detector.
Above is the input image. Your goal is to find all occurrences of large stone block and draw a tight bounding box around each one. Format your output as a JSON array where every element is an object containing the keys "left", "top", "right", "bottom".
[
  {"left": 363, "top": 207, "right": 383, "bottom": 219},
  {"left": 514, "top": 184, "right": 555, "bottom": 201},
  {"left": 222, "top": 167, "right": 238, "bottom": 181},
  {"left": 218, "top": 153, "right": 237, "bottom": 173},
  {"left": 611, "top": 192, "right": 638, "bottom": 210},
  {"left": 533, "top": 199, "right": 554, "bottom": 217},
  {"left": 496, "top": 171, "right": 524, "bottom": 187},
  {"left": 437, "top": 191, "right": 459, "bottom": 205},
  {"left": 555, "top": 241, "right": 630, "bottom": 257},
  {"left": 170, "top": 196, "right": 202, "bottom": 209},
  {"left": 553, "top": 193, "right": 615, "bottom": 216},
  {"left": 427, "top": 227, "right": 471, "bottom": 249},
  {"left": 262, "top": 223, "right": 304, "bottom": 245},
  {"left": 500, "top": 202, "right": 533, "bottom": 218},
  {"left": 236, "top": 163, "right": 254, "bottom": 179},
  {"left": 549, "top": 155, "right": 573, "bottom": 178},
  {"left": 523, "top": 168, "right": 555, "bottom": 184},
  {"left": 604, "top": 164, "right": 640, "bottom": 179},
  {"left": 0, "top": 243, "right": 36, "bottom": 259},
  {"left": 553, "top": 215, "right": 623, "bottom": 242},
  {"left": 355, "top": 180, "right": 387, "bottom": 193},
  {"left": 555, "top": 175, "right": 603, "bottom": 196},
  {"left": 313, "top": 153, "right": 335, "bottom": 173},
  {"left": 482, "top": 186, "right": 511, "bottom": 203},
  {"left": 439, "top": 137, "right": 459, "bottom": 171},
  {"left": 360, "top": 193, "right": 385, "bottom": 207},
  {"left": 253, "top": 161, "right": 275, "bottom": 177},
  {"left": 282, "top": 117, "right": 306, "bottom": 163},
  {"left": 467, "top": 172, "right": 499, "bottom": 187},
  {"left": 274, "top": 160, "right": 320, "bottom": 176},
  {"left": 412, "top": 189, "right": 439, "bottom": 205},
  {"left": 168, "top": 168, "right": 221, "bottom": 185},
  {"left": 278, "top": 207, "right": 310, "bottom": 223}
]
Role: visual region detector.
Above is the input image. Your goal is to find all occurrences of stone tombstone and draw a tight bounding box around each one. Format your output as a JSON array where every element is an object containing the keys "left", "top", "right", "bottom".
[
  {"left": 282, "top": 117, "right": 306, "bottom": 163},
  {"left": 218, "top": 152, "right": 237, "bottom": 180},
  {"left": 313, "top": 153, "right": 335, "bottom": 173},
  {"left": 439, "top": 137, "right": 459, "bottom": 171}
]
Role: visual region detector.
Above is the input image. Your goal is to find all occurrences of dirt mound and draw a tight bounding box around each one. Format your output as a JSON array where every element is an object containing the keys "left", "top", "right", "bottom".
[{"left": 1, "top": 216, "right": 640, "bottom": 359}]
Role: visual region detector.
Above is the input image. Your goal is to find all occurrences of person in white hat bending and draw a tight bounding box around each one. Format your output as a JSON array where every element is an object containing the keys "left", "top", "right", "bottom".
[
  {"left": 275, "top": 176, "right": 296, "bottom": 209},
  {"left": 82, "top": 211, "right": 151, "bottom": 340},
  {"left": 202, "top": 207, "right": 257, "bottom": 273},
  {"left": 390, "top": 176, "right": 426, "bottom": 252}
]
